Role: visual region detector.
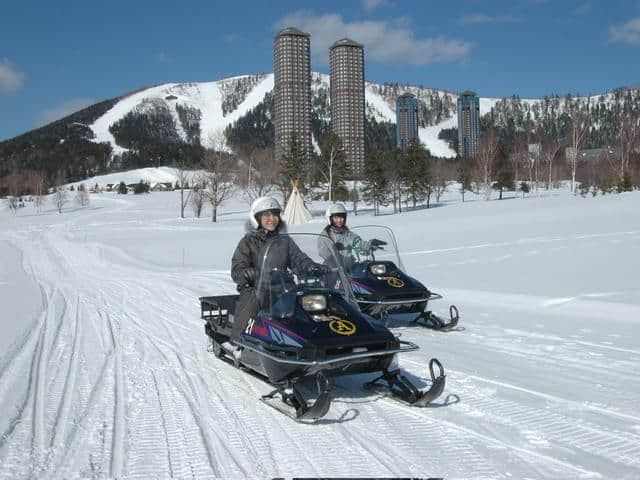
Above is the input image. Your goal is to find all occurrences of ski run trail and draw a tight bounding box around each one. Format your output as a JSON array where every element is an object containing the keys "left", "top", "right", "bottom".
[{"left": 1, "top": 178, "right": 639, "bottom": 479}]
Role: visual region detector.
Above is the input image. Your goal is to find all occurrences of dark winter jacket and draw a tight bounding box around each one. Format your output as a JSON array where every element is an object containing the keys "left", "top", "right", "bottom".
[{"left": 231, "top": 221, "right": 316, "bottom": 293}]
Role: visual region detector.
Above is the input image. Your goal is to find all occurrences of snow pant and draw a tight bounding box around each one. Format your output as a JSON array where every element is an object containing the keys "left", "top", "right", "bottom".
[{"left": 231, "top": 289, "right": 259, "bottom": 341}]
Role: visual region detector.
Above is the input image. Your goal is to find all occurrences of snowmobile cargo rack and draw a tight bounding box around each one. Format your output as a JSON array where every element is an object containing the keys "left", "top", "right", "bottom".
[{"left": 200, "top": 295, "right": 237, "bottom": 326}]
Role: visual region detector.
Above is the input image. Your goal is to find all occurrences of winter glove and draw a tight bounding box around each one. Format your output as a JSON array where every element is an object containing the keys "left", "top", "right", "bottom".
[
  {"left": 370, "top": 239, "right": 387, "bottom": 250},
  {"left": 242, "top": 267, "right": 256, "bottom": 286},
  {"left": 307, "top": 263, "right": 330, "bottom": 276}
]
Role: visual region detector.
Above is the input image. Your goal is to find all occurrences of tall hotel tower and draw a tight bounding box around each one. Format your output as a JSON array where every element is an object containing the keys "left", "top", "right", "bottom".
[
  {"left": 329, "top": 38, "right": 365, "bottom": 176},
  {"left": 396, "top": 92, "right": 419, "bottom": 150},
  {"left": 457, "top": 90, "right": 480, "bottom": 158},
  {"left": 273, "top": 27, "right": 312, "bottom": 165}
]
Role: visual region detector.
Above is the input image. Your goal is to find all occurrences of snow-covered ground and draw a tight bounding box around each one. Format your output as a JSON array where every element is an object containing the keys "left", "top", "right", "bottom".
[{"left": 1, "top": 174, "right": 640, "bottom": 479}]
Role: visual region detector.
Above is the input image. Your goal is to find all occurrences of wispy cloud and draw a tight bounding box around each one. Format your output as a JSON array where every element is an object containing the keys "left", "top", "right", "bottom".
[
  {"left": 223, "top": 32, "right": 246, "bottom": 43},
  {"left": 154, "top": 52, "right": 171, "bottom": 63},
  {"left": 276, "top": 11, "right": 471, "bottom": 66},
  {"left": 0, "top": 58, "right": 25, "bottom": 93},
  {"left": 458, "top": 13, "right": 520, "bottom": 25},
  {"left": 573, "top": 2, "right": 592, "bottom": 15},
  {"left": 609, "top": 17, "right": 640, "bottom": 44},
  {"left": 361, "top": 0, "right": 390, "bottom": 11},
  {"left": 34, "top": 98, "right": 95, "bottom": 127}
]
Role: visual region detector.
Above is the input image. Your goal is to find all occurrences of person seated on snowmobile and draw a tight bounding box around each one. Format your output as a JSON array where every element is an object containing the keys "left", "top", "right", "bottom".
[
  {"left": 319, "top": 203, "right": 386, "bottom": 273},
  {"left": 230, "top": 196, "right": 328, "bottom": 342}
]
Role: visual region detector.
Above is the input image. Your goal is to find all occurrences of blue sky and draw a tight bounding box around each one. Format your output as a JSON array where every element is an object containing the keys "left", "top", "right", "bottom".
[{"left": 1, "top": 0, "right": 639, "bottom": 142}]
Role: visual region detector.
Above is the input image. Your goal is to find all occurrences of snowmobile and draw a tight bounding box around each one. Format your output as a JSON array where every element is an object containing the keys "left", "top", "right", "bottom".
[
  {"left": 337, "top": 226, "right": 459, "bottom": 331},
  {"left": 200, "top": 233, "right": 446, "bottom": 421}
]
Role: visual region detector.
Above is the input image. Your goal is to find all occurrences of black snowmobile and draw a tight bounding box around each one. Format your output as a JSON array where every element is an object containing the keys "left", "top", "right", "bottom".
[
  {"left": 200, "top": 233, "right": 446, "bottom": 421},
  {"left": 338, "top": 226, "right": 459, "bottom": 331}
]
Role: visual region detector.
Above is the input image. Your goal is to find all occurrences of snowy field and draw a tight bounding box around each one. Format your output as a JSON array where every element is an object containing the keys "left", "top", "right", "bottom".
[{"left": 1, "top": 173, "right": 640, "bottom": 479}]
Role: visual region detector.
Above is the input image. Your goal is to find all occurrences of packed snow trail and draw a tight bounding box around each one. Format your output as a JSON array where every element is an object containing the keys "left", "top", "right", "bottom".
[{"left": 1, "top": 188, "right": 639, "bottom": 479}]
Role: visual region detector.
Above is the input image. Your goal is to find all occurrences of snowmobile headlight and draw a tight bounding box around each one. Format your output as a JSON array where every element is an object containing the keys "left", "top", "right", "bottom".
[
  {"left": 370, "top": 264, "right": 387, "bottom": 275},
  {"left": 301, "top": 295, "right": 327, "bottom": 312}
]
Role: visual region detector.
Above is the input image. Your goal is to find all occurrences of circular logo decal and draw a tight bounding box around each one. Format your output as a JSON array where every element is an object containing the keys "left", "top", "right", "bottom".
[
  {"left": 329, "top": 319, "right": 357, "bottom": 336},
  {"left": 387, "top": 277, "right": 405, "bottom": 288}
]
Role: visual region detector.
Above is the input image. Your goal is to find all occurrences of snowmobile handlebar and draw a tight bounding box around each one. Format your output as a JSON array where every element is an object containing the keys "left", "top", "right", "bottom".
[{"left": 234, "top": 338, "right": 420, "bottom": 367}]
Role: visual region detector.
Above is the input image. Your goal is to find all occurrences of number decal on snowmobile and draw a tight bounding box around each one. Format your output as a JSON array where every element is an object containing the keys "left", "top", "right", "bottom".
[
  {"left": 328, "top": 319, "right": 356, "bottom": 336},
  {"left": 245, "top": 318, "right": 255, "bottom": 334},
  {"left": 387, "top": 277, "right": 404, "bottom": 288}
]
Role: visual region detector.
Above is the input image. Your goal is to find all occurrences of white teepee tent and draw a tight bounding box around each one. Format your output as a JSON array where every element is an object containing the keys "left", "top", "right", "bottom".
[{"left": 283, "top": 183, "right": 312, "bottom": 225}]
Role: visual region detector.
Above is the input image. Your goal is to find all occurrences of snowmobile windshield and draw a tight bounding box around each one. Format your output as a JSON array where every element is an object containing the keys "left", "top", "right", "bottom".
[
  {"left": 348, "top": 225, "right": 405, "bottom": 273},
  {"left": 255, "top": 233, "right": 357, "bottom": 315}
]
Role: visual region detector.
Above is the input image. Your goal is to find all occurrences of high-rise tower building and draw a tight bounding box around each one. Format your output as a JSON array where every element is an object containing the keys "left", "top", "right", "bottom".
[
  {"left": 329, "top": 38, "right": 365, "bottom": 176},
  {"left": 273, "top": 27, "right": 312, "bottom": 165},
  {"left": 396, "top": 93, "right": 419, "bottom": 150},
  {"left": 457, "top": 90, "right": 480, "bottom": 158}
]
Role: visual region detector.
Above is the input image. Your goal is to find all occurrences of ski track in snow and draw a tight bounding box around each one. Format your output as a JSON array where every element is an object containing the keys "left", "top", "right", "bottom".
[{"left": 1, "top": 191, "right": 640, "bottom": 479}]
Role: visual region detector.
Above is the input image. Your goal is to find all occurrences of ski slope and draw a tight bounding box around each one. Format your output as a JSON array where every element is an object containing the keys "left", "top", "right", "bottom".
[{"left": 1, "top": 178, "right": 640, "bottom": 479}]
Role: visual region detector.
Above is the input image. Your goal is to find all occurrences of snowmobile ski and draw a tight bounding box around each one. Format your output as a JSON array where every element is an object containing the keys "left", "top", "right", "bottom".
[
  {"left": 363, "top": 358, "right": 446, "bottom": 407},
  {"left": 412, "top": 305, "right": 460, "bottom": 331},
  {"left": 261, "top": 373, "right": 331, "bottom": 422}
]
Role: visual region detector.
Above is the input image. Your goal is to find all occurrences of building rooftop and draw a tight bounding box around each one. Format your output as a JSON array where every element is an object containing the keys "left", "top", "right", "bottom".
[
  {"left": 275, "top": 27, "right": 310, "bottom": 38},
  {"left": 460, "top": 90, "right": 477, "bottom": 97},
  {"left": 330, "top": 38, "right": 364, "bottom": 49},
  {"left": 398, "top": 92, "right": 416, "bottom": 99}
]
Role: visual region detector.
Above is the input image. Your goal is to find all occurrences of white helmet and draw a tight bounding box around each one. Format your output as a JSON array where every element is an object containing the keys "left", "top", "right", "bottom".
[
  {"left": 249, "top": 196, "right": 282, "bottom": 228},
  {"left": 325, "top": 202, "right": 347, "bottom": 219}
]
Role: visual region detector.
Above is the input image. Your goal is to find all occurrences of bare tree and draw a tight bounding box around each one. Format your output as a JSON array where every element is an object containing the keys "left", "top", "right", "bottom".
[
  {"left": 190, "top": 178, "right": 205, "bottom": 218},
  {"left": 319, "top": 133, "right": 350, "bottom": 202},
  {"left": 238, "top": 146, "right": 278, "bottom": 202},
  {"left": 476, "top": 127, "right": 499, "bottom": 200},
  {"left": 513, "top": 134, "right": 529, "bottom": 188},
  {"left": 172, "top": 158, "right": 193, "bottom": 219},
  {"left": 527, "top": 142, "right": 541, "bottom": 195},
  {"left": 75, "top": 183, "right": 90, "bottom": 207},
  {"left": 26, "top": 170, "right": 46, "bottom": 213},
  {"left": 4, "top": 170, "right": 22, "bottom": 214},
  {"left": 350, "top": 180, "right": 359, "bottom": 215},
  {"left": 431, "top": 158, "right": 449, "bottom": 204},
  {"left": 615, "top": 112, "right": 640, "bottom": 181},
  {"left": 203, "top": 132, "right": 235, "bottom": 222},
  {"left": 567, "top": 103, "right": 591, "bottom": 193},
  {"left": 53, "top": 173, "right": 68, "bottom": 213},
  {"left": 540, "top": 134, "right": 565, "bottom": 190}
]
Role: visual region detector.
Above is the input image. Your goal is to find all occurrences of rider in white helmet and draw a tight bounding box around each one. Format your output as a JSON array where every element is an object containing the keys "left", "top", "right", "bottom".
[
  {"left": 319, "top": 203, "right": 381, "bottom": 271},
  {"left": 230, "top": 196, "right": 323, "bottom": 342}
]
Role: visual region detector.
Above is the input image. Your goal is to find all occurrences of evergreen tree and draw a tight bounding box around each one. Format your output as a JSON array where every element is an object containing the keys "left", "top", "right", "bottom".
[
  {"left": 361, "top": 148, "right": 389, "bottom": 216},
  {"left": 134, "top": 179, "right": 150, "bottom": 194},
  {"left": 617, "top": 169, "right": 634, "bottom": 192},
  {"left": 279, "top": 132, "right": 306, "bottom": 199},
  {"left": 493, "top": 140, "right": 515, "bottom": 199},
  {"left": 456, "top": 156, "right": 472, "bottom": 202},
  {"left": 117, "top": 181, "right": 128, "bottom": 194},
  {"left": 578, "top": 182, "right": 590, "bottom": 197},
  {"left": 400, "top": 140, "right": 431, "bottom": 208},
  {"left": 519, "top": 181, "right": 530, "bottom": 198}
]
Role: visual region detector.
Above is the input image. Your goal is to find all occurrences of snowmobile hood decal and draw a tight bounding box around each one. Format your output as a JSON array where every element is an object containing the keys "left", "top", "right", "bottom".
[
  {"left": 328, "top": 319, "right": 357, "bottom": 336},
  {"left": 247, "top": 316, "right": 307, "bottom": 347},
  {"left": 350, "top": 279, "right": 374, "bottom": 295},
  {"left": 386, "top": 277, "right": 405, "bottom": 288}
]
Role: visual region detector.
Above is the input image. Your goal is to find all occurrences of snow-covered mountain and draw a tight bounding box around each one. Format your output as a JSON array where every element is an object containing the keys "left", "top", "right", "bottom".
[{"left": 90, "top": 73, "right": 503, "bottom": 159}]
